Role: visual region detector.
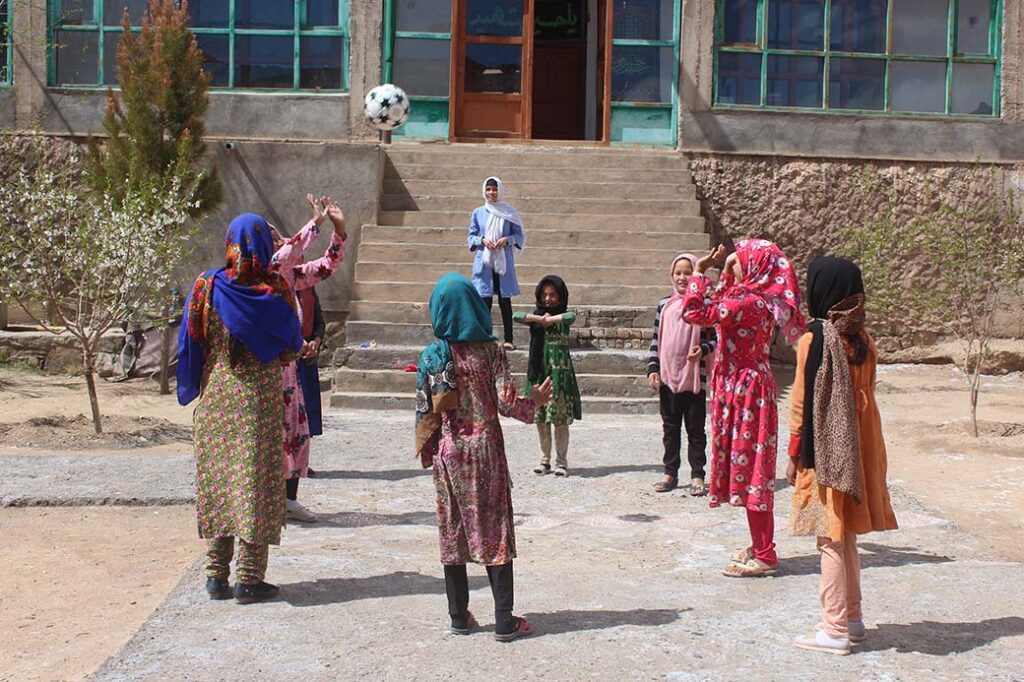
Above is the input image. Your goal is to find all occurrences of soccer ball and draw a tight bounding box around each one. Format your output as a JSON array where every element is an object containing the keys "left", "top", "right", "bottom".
[{"left": 364, "top": 84, "right": 410, "bottom": 131}]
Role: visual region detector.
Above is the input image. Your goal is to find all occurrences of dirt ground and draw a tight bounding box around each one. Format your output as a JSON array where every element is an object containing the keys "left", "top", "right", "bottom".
[{"left": 0, "top": 362, "right": 1022, "bottom": 679}]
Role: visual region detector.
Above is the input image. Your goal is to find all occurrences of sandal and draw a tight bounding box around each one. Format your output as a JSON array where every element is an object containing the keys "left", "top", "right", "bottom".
[
  {"left": 730, "top": 546, "right": 754, "bottom": 564},
  {"left": 449, "top": 610, "right": 480, "bottom": 636},
  {"left": 494, "top": 616, "right": 532, "bottom": 642},
  {"left": 722, "top": 558, "right": 779, "bottom": 578},
  {"left": 553, "top": 466, "right": 568, "bottom": 477},
  {"left": 653, "top": 477, "right": 677, "bottom": 493},
  {"left": 503, "top": 342, "right": 516, "bottom": 351},
  {"left": 533, "top": 463, "right": 551, "bottom": 475},
  {"left": 688, "top": 480, "right": 708, "bottom": 497}
]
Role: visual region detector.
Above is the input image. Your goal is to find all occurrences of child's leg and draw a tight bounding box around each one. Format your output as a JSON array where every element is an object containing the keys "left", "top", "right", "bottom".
[
  {"left": 443, "top": 563, "right": 470, "bottom": 627},
  {"left": 206, "top": 536, "right": 234, "bottom": 581},
  {"left": 537, "top": 422, "right": 552, "bottom": 465},
  {"left": 499, "top": 297, "right": 514, "bottom": 344},
  {"left": 681, "top": 390, "right": 708, "bottom": 481},
  {"left": 485, "top": 561, "right": 516, "bottom": 634},
  {"left": 554, "top": 424, "right": 569, "bottom": 470},
  {"left": 817, "top": 535, "right": 849, "bottom": 639},
  {"left": 659, "top": 385, "right": 683, "bottom": 480},
  {"left": 235, "top": 539, "right": 270, "bottom": 585},
  {"left": 745, "top": 508, "right": 778, "bottom": 566},
  {"left": 843, "top": 533, "right": 862, "bottom": 623}
]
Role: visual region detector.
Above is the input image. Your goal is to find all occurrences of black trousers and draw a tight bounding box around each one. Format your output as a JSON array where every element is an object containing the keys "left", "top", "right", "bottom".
[
  {"left": 659, "top": 384, "right": 708, "bottom": 480},
  {"left": 482, "top": 271, "right": 514, "bottom": 344},
  {"left": 443, "top": 561, "right": 515, "bottom": 632}
]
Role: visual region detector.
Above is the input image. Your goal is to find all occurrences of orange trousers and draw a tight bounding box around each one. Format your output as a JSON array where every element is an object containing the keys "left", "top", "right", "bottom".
[{"left": 817, "top": 532, "right": 862, "bottom": 639}]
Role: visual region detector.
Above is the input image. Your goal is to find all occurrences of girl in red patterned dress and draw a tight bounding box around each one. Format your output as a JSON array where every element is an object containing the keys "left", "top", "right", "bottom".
[{"left": 682, "top": 239, "right": 805, "bottom": 578}]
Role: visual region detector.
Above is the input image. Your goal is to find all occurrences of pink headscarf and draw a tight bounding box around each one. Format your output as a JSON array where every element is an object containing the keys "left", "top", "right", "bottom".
[
  {"left": 659, "top": 254, "right": 705, "bottom": 394},
  {"left": 731, "top": 239, "right": 806, "bottom": 345}
]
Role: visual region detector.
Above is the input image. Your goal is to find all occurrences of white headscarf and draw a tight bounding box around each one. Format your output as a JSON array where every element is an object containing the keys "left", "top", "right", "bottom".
[{"left": 481, "top": 176, "right": 525, "bottom": 276}]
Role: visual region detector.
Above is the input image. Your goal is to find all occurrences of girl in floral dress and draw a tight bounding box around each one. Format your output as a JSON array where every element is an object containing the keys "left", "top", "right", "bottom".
[
  {"left": 514, "top": 275, "right": 581, "bottom": 477},
  {"left": 269, "top": 194, "right": 347, "bottom": 523},
  {"left": 682, "top": 239, "right": 805, "bottom": 578},
  {"left": 177, "top": 213, "right": 303, "bottom": 605},
  {"left": 415, "top": 273, "right": 553, "bottom": 641}
]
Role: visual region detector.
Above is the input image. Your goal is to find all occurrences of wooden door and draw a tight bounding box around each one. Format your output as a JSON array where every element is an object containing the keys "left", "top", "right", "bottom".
[{"left": 452, "top": 0, "right": 535, "bottom": 139}]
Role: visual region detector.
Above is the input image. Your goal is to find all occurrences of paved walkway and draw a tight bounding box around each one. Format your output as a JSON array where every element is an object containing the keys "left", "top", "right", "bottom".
[{"left": 77, "top": 411, "right": 1024, "bottom": 680}]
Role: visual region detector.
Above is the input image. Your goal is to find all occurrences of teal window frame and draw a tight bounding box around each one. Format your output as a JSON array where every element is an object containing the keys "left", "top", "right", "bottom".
[
  {"left": 1, "top": 0, "right": 11, "bottom": 87},
  {"left": 47, "top": 1, "right": 350, "bottom": 91},
  {"left": 382, "top": 1, "right": 451, "bottom": 103},
  {"left": 713, "top": 0, "right": 1002, "bottom": 118}
]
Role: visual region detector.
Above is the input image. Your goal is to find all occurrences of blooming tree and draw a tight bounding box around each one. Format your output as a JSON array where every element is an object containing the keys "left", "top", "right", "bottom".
[{"left": 0, "top": 146, "right": 198, "bottom": 433}]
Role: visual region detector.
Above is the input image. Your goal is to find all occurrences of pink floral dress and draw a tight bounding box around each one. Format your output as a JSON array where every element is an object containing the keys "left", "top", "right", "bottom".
[
  {"left": 421, "top": 342, "right": 535, "bottom": 565},
  {"left": 270, "top": 221, "right": 346, "bottom": 478}
]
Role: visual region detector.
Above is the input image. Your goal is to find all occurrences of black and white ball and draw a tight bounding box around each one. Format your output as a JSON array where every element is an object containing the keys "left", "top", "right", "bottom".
[{"left": 364, "top": 84, "right": 410, "bottom": 131}]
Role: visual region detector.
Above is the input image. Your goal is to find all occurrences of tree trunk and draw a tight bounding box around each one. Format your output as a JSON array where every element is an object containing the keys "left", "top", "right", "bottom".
[
  {"left": 82, "top": 346, "right": 103, "bottom": 434},
  {"left": 159, "top": 325, "right": 172, "bottom": 395},
  {"left": 969, "top": 380, "right": 979, "bottom": 438}
]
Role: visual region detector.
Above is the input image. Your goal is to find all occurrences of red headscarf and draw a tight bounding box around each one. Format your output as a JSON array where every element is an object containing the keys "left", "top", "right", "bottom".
[{"left": 731, "top": 239, "right": 806, "bottom": 345}]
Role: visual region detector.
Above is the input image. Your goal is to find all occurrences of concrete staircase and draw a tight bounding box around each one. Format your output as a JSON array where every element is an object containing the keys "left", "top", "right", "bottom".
[{"left": 331, "top": 144, "right": 710, "bottom": 414}]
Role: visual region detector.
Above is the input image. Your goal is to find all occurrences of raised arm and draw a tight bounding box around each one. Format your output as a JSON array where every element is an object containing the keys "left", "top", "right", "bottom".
[
  {"left": 681, "top": 273, "right": 726, "bottom": 327},
  {"left": 270, "top": 193, "right": 328, "bottom": 271},
  {"left": 291, "top": 232, "right": 346, "bottom": 291}
]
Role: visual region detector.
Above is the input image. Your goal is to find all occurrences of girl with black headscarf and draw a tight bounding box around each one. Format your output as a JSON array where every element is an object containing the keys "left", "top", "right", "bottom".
[
  {"left": 785, "top": 257, "right": 898, "bottom": 656},
  {"left": 513, "top": 275, "right": 582, "bottom": 477}
]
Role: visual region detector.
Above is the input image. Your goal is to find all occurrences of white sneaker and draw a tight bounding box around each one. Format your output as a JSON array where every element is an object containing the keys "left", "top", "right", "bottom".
[
  {"left": 286, "top": 499, "right": 317, "bottom": 523},
  {"left": 794, "top": 630, "right": 851, "bottom": 656}
]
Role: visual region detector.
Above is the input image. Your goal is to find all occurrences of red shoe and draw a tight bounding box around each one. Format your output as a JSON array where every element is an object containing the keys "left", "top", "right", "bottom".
[{"left": 494, "top": 616, "right": 532, "bottom": 642}]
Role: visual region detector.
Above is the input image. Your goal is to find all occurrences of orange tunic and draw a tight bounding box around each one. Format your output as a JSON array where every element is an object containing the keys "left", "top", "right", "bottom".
[{"left": 789, "top": 332, "right": 898, "bottom": 541}]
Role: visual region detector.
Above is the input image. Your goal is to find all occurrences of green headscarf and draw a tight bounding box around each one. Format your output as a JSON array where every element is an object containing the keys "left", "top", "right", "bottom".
[{"left": 415, "top": 273, "right": 495, "bottom": 465}]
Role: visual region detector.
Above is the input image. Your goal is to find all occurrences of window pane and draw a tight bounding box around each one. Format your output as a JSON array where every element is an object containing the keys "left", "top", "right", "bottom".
[
  {"left": 103, "top": 30, "right": 121, "bottom": 84},
  {"left": 465, "top": 0, "right": 522, "bottom": 37},
  {"left": 235, "top": 35, "right": 294, "bottom": 88},
  {"left": 195, "top": 33, "right": 229, "bottom": 86},
  {"left": 767, "top": 0, "right": 824, "bottom": 51},
  {"left": 767, "top": 54, "right": 822, "bottom": 107},
  {"left": 56, "top": 30, "right": 99, "bottom": 84},
  {"left": 61, "top": 0, "right": 95, "bottom": 25},
  {"left": 393, "top": 38, "right": 450, "bottom": 96},
  {"left": 537, "top": 0, "right": 585, "bottom": 42},
  {"left": 717, "top": 51, "right": 760, "bottom": 105},
  {"left": 829, "top": 0, "right": 886, "bottom": 53},
  {"left": 306, "top": 0, "right": 340, "bottom": 27},
  {"left": 189, "top": 0, "right": 230, "bottom": 28},
  {"left": 613, "top": 0, "right": 674, "bottom": 41},
  {"left": 236, "top": 1, "right": 295, "bottom": 30},
  {"left": 300, "top": 36, "right": 342, "bottom": 89},
  {"left": 891, "top": 60, "right": 946, "bottom": 112},
  {"left": 722, "top": 0, "right": 757, "bottom": 45},
  {"left": 893, "top": 0, "right": 948, "bottom": 57},
  {"left": 396, "top": 0, "right": 451, "bottom": 33},
  {"left": 611, "top": 45, "right": 672, "bottom": 103},
  {"left": 957, "top": 0, "right": 991, "bottom": 55},
  {"left": 464, "top": 43, "right": 521, "bottom": 93},
  {"left": 104, "top": 1, "right": 148, "bottom": 24},
  {"left": 952, "top": 62, "right": 994, "bottom": 115},
  {"left": 828, "top": 57, "right": 884, "bottom": 110},
  {"left": 1, "top": 22, "right": 8, "bottom": 83}
]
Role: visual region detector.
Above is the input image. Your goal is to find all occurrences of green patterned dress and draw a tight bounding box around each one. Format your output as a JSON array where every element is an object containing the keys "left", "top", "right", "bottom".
[
  {"left": 193, "top": 307, "right": 289, "bottom": 545},
  {"left": 514, "top": 311, "right": 582, "bottom": 425}
]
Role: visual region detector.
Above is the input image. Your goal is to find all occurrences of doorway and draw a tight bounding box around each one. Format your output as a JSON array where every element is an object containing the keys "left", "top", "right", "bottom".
[{"left": 531, "top": 0, "right": 588, "bottom": 140}]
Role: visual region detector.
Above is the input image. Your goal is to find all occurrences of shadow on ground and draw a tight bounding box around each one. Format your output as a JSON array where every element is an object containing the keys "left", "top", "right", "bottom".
[
  {"left": 781, "top": 543, "right": 953, "bottom": 577},
  {"left": 281, "top": 571, "right": 490, "bottom": 607},
  {"left": 313, "top": 511, "right": 435, "bottom": 528},
  {"left": 859, "top": 616, "right": 1024, "bottom": 655},
  {"left": 520, "top": 608, "right": 689, "bottom": 638},
  {"left": 312, "top": 469, "right": 429, "bottom": 481},
  {"left": 570, "top": 464, "right": 658, "bottom": 479}
]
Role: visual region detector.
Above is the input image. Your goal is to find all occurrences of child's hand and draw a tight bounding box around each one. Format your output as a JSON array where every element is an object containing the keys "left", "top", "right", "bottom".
[
  {"left": 696, "top": 245, "right": 726, "bottom": 274},
  {"left": 648, "top": 372, "right": 661, "bottom": 391},
  {"left": 482, "top": 238, "right": 496, "bottom": 250},
  {"left": 495, "top": 237, "right": 509, "bottom": 248},
  {"left": 307, "top": 193, "right": 326, "bottom": 226},
  {"left": 786, "top": 458, "right": 798, "bottom": 486},
  {"left": 687, "top": 346, "right": 702, "bottom": 363},
  {"left": 531, "top": 376, "right": 554, "bottom": 406},
  {"left": 323, "top": 197, "right": 346, "bottom": 236}
]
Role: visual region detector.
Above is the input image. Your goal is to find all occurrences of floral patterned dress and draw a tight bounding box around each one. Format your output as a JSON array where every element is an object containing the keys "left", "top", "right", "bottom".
[
  {"left": 421, "top": 341, "right": 536, "bottom": 566},
  {"left": 193, "top": 307, "right": 289, "bottom": 545},
  {"left": 682, "top": 274, "right": 780, "bottom": 512},
  {"left": 270, "top": 221, "right": 346, "bottom": 478}
]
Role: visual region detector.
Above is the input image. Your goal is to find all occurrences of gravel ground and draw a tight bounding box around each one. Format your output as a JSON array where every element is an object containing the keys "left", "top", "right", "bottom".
[{"left": 87, "top": 410, "right": 1024, "bottom": 681}]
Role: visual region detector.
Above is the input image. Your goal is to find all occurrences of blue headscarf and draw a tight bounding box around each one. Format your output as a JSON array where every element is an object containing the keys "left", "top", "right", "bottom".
[
  {"left": 176, "top": 213, "right": 304, "bottom": 406},
  {"left": 414, "top": 273, "right": 494, "bottom": 463}
]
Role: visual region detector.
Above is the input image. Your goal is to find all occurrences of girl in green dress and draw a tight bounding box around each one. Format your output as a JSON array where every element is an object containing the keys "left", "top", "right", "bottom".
[{"left": 514, "top": 275, "right": 582, "bottom": 477}]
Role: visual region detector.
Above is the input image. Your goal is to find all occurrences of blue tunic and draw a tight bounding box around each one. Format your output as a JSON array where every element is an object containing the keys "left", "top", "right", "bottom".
[{"left": 468, "top": 206, "right": 524, "bottom": 298}]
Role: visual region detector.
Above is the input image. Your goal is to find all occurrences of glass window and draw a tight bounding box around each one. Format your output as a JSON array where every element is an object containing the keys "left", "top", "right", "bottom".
[
  {"left": 464, "top": 43, "right": 521, "bottom": 93},
  {"left": 612, "top": 45, "right": 673, "bottom": 103},
  {"left": 1, "top": 1, "right": 9, "bottom": 85},
  {"left": 396, "top": 0, "right": 451, "bottom": 34},
  {"left": 393, "top": 38, "right": 450, "bottom": 97},
  {"left": 51, "top": 0, "right": 349, "bottom": 90},
  {"left": 715, "top": 0, "right": 1000, "bottom": 116},
  {"left": 465, "top": 0, "right": 522, "bottom": 37},
  {"left": 613, "top": 0, "right": 674, "bottom": 41}
]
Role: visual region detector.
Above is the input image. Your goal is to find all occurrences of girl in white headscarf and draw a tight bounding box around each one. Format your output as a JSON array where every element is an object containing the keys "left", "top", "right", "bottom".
[{"left": 468, "top": 177, "right": 526, "bottom": 349}]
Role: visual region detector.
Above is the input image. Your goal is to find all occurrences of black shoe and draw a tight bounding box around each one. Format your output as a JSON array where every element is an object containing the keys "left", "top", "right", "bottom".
[
  {"left": 206, "top": 577, "right": 232, "bottom": 600},
  {"left": 233, "top": 581, "right": 280, "bottom": 605},
  {"left": 307, "top": 467, "right": 317, "bottom": 478}
]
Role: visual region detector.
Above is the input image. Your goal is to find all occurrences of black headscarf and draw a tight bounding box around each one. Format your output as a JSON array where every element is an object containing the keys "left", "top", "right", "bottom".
[
  {"left": 527, "top": 275, "right": 569, "bottom": 383},
  {"left": 800, "top": 257, "right": 865, "bottom": 470}
]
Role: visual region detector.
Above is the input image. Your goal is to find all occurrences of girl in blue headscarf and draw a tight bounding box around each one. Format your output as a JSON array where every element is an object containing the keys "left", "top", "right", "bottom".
[
  {"left": 415, "top": 272, "right": 552, "bottom": 642},
  {"left": 177, "top": 213, "right": 303, "bottom": 606}
]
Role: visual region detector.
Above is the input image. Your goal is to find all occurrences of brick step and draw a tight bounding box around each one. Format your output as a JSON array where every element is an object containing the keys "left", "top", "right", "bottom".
[
  {"left": 360, "top": 225, "right": 711, "bottom": 250},
  {"left": 381, "top": 195, "right": 701, "bottom": 216},
  {"left": 332, "top": 345, "right": 648, "bottom": 375},
  {"left": 387, "top": 164, "right": 694, "bottom": 183},
  {"left": 329, "top": 391, "right": 659, "bottom": 414},
  {"left": 383, "top": 179, "right": 697, "bottom": 201},
  {"left": 357, "top": 242, "right": 708, "bottom": 267},
  {"left": 378, "top": 211, "right": 702, "bottom": 231},
  {"left": 384, "top": 149, "right": 688, "bottom": 170},
  {"left": 355, "top": 262, "right": 682, "bottom": 288}
]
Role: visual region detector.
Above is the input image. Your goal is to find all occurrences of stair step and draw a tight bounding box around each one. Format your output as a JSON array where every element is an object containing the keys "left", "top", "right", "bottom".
[
  {"left": 387, "top": 165, "right": 694, "bottom": 183},
  {"left": 352, "top": 281, "right": 670, "bottom": 306},
  {"left": 381, "top": 195, "right": 701, "bottom": 216},
  {"left": 329, "top": 391, "right": 659, "bottom": 414},
  {"left": 346, "top": 320, "right": 532, "bottom": 346},
  {"left": 360, "top": 225, "right": 711, "bottom": 250},
  {"left": 347, "top": 301, "right": 656, "bottom": 326},
  {"left": 357, "top": 242, "right": 707, "bottom": 267},
  {"left": 384, "top": 150, "right": 688, "bottom": 170},
  {"left": 378, "top": 211, "right": 703, "bottom": 231},
  {"left": 335, "top": 368, "right": 650, "bottom": 397},
  {"left": 383, "top": 179, "right": 696, "bottom": 200},
  {"left": 332, "top": 346, "right": 649, "bottom": 374},
  {"left": 355, "top": 262, "right": 683, "bottom": 288}
]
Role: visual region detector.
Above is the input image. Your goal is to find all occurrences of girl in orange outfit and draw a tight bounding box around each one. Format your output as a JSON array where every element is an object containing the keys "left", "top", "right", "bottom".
[{"left": 786, "top": 257, "right": 898, "bottom": 656}]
